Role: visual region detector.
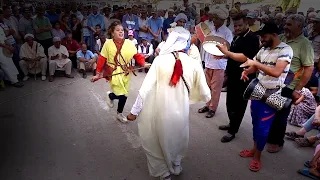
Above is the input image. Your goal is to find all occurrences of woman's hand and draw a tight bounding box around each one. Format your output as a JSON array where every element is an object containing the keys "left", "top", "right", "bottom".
[
  {"left": 91, "top": 75, "right": 100, "bottom": 82},
  {"left": 127, "top": 113, "right": 137, "bottom": 121}
]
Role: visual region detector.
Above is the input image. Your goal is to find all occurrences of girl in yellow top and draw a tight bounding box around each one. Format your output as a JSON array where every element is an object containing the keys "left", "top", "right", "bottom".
[{"left": 91, "top": 20, "right": 146, "bottom": 123}]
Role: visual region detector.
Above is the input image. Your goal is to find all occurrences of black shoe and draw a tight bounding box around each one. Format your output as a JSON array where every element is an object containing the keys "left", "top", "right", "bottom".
[
  {"left": 219, "top": 124, "right": 230, "bottom": 131},
  {"left": 205, "top": 110, "right": 215, "bottom": 118},
  {"left": 221, "top": 134, "right": 235, "bottom": 143},
  {"left": 93, "top": 70, "right": 96, "bottom": 76},
  {"left": 83, "top": 73, "right": 87, "bottom": 79},
  {"left": 145, "top": 68, "right": 149, "bottom": 73},
  {"left": 12, "top": 81, "right": 24, "bottom": 88},
  {"left": 198, "top": 106, "right": 209, "bottom": 113}
]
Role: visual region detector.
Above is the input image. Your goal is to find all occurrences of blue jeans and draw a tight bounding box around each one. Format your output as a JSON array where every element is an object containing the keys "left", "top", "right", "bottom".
[
  {"left": 251, "top": 100, "right": 277, "bottom": 151},
  {"left": 303, "top": 114, "right": 320, "bottom": 139}
]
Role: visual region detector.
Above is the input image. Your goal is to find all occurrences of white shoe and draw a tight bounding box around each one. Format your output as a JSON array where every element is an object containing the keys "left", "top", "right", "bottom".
[
  {"left": 106, "top": 91, "right": 114, "bottom": 108},
  {"left": 41, "top": 76, "right": 46, "bottom": 81},
  {"left": 23, "top": 76, "right": 29, "bottom": 81},
  {"left": 117, "top": 113, "right": 128, "bottom": 123},
  {"left": 172, "top": 165, "right": 183, "bottom": 176},
  {"left": 159, "top": 172, "right": 171, "bottom": 180}
]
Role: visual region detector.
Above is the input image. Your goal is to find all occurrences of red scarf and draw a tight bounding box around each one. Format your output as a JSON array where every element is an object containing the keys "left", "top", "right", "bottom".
[{"left": 169, "top": 51, "right": 184, "bottom": 87}]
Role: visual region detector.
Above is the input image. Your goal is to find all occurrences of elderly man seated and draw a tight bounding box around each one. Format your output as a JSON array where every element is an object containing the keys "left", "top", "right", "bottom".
[
  {"left": 48, "top": 37, "right": 74, "bottom": 82},
  {"left": 137, "top": 37, "right": 154, "bottom": 73},
  {"left": 19, "top": 34, "right": 47, "bottom": 81},
  {"left": 76, "top": 43, "right": 97, "bottom": 78}
]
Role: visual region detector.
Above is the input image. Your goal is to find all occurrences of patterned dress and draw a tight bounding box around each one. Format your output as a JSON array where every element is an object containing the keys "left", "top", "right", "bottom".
[{"left": 288, "top": 88, "right": 317, "bottom": 127}]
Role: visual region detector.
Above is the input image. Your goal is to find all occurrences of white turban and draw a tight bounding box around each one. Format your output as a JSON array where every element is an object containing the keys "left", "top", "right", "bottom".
[
  {"left": 210, "top": 6, "right": 229, "bottom": 20},
  {"left": 53, "top": 37, "right": 61, "bottom": 42},
  {"left": 159, "top": 26, "right": 190, "bottom": 55},
  {"left": 174, "top": 13, "right": 188, "bottom": 22},
  {"left": 24, "top": 33, "right": 34, "bottom": 40}
]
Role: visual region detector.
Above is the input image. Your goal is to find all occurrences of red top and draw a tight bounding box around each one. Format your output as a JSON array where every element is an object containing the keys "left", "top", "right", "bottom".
[
  {"left": 61, "top": 39, "right": 81, "bottom": 51},
  {"left": 200, "top": 15, "right": 209, "bottom": 22}
]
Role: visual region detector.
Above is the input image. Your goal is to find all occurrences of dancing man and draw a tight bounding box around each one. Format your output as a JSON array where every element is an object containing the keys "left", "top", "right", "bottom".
[
  {"left": 126, "top": 26, "right": 211, "bottom": 179},
  {"left": 238, "top": 22, "right": 293, "bottom": 172},
  {"left": 91, "top": 20, "right": 146, "bottom": 123}
]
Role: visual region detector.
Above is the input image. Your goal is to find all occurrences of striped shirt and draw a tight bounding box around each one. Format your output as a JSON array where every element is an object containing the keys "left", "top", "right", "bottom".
[{"left": 254, "top": 42, "right": 293, "bottom": 89}]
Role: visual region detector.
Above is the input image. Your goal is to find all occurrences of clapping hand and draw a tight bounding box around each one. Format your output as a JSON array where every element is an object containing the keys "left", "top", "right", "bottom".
[{"left": 240, "top": 58, "right": 255, "bottom": 68}]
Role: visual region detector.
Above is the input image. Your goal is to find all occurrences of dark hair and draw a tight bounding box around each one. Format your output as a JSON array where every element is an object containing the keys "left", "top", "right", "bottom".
[
  {"left": 276, "top": 6, "right": 283, "bottom": 12},
  {"left": 233, "top": 14, "right": 248, "bottom": 22},
  {"left": 107, "top": 20, "right": 122, "bottom": 37},
  {"left": 235, "top": 2, "right": 241, "bottom": 5},
  {"left": 2, "top": 6, "right": 10, "bottom": 11},
  {"left": 95, "top": 24, "right": 101, "bottom": 28},
  {"left": 204, "top": 6, "right": 209, "bottom": 12}
]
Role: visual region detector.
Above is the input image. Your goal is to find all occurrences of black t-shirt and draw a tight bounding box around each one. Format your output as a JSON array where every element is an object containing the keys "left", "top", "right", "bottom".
[{"left": 226, "top": 30, "right": 260, "bottom": 81}]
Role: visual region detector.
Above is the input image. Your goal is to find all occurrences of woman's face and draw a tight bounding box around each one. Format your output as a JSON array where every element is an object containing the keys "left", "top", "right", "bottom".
[{"left": 112, "top": 25, "right": 124, "bottom": 39}]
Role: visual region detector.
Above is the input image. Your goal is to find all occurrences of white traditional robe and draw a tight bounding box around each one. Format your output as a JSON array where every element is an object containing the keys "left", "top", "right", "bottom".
[
  {"left": 48, "top": 45, "right": 71, "bottom": 68},
  {"left": 130, "top": 52, "right": 211, "bottom": 177},
  {"left": 0, "top": 27, "right": 19, "bottom": 84},
  {"left": 20, "top": 41, "right": 47, "bottom": 74},
  {"left": 189, "top": 44, "right": 202, "bottom": 65}
]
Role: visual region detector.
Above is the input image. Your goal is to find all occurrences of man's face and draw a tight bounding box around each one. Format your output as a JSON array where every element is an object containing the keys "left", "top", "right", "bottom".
[
  {"left": 3, "top": 8, "right": 11, "bottom": 17},
  {"left": 141, "top": 11, "right": 147, "bottom": 18},
  {"left": 234, "top": 18, "right": 247, "bottom": 35},
  {"left": 230, "top": 10, "right": 238, "bottom": 19},
  {"left": 208, "top": 13, "right": 214, "bottom": 21},
  {"left": 152, "top": 13, "right": 158, "bottom": 19},
  {"left": 275, "top": 7, "right": 281, "bottom": 14},
  {"left": 213, "top": 15, "right": 224, "bottom": 27},
  {"left": 260, "top": 34, "right": 274, "bottom": 48},
  {"left": 142, "top": 39, "right": 147, "bottom": 46},
  {"left": 235, "top": 3, "right": 241, "bottom": 10},
  {"left": 183, "top": 0, "right": 188, "bottom": 7},
  {"left": 93, "top": 7, "right": 98, "bottom": 15},
  {"left": 67, "top": 33, "right": 72, "bottom": 40},
  {"left": 81, "top": 44, "right": 87, "bottom": 53},
  {"left": 26, "top": 37, "right": 34, "bottom": 46},
  {"left": 168, "top": 11, "right": 174, "bottom": 18},
  {"left": 308, "top": 8, "right": 315, "bottom": 15},
  {"left": 247, "top": 18, "right": 255, "bottom": 26},
  {"left": 25, "top": 10, "right": 32, "bottom": 18},
  {"left": 313, "top": 21, "right": 320, "bottom": 33},
  {"left": 54, "top": 41, "right": 61, "bottom": 48},
  {"left": 284, "top": 18, "right": 300, "bottom": 38},
  {"left": 49, "top": 5, "right": 55, "bottom": 13},
  {"left": 95, "top": 26, "right": 101, "bottom": 33},
  {"left": 37, "top": 9, "right": 45, "bottom": 17},
  {"left": 176, "top": 19, "right": 186, "bottom": 27}
]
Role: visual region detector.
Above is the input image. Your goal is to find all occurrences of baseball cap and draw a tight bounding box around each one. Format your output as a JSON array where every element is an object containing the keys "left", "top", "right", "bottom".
[
  {"left": 128, "top": 30, "right": 134, "bottom": 36},
  {"left": 246, "top": 12, "right": 257, "bottom": 19},
  {"left": 256, "top": 22, "right": 279, "bottom": 35}
]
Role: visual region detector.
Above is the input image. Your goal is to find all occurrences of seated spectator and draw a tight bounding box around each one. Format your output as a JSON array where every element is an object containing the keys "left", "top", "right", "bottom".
[
  {"left": 285, "top": 105, "right": 320, "bottom": 147},
  {"left": 128, "top": 30, "right": 138, "bottom": 48},
  {"left": 298, "top": 144, "right": 320, "bottom": 179},
  {"left": 61, "top": 31, "right": 81, "bottom": 68},
  {"left": 76, "top": 43, "right": 97, "bottom": 79},
  {"left": 48, "top": 37, "right": 74, "bottom": 82},
  {"left": 137, "top": 37, "right": 154, "bottom": 73},
  {"left": 287, "top": 87, "right": 317, "bottom": 126},
  {"left": 19, "top": 34, "right": 47, "bottom": 81},
  {"left": 51, "top": 22, "right": 65, "bottom": 40}
]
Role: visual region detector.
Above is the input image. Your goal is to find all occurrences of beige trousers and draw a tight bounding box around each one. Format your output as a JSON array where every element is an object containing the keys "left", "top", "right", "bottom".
[
  {"left": 19, "top": 58, "right": 47, "bottom": 76},
  {"left": 79, "top": 61, "right": 97, "bottom": 71},
  {"left": 205, "top": 68, "right": 225, "bottom": 111},
  {"left": 49, "top": 60, "right": 72, "bottom": 75}
]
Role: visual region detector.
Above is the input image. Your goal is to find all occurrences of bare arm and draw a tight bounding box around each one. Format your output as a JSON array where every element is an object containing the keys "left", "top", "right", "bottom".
[
  {"left": 295, "top": 66, "right": 313, "bottom": 91},
  {"left": 224, "top": 51, "right": 248, "bottom": 63},
  {"left": 252, "top": 60, "right": 289, "bottom": 78}
]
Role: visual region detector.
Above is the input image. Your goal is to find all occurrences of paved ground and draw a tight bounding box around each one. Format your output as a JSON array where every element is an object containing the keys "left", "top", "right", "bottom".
[{"left": 0, "top": 70, "right": 315, "bottom": 180}]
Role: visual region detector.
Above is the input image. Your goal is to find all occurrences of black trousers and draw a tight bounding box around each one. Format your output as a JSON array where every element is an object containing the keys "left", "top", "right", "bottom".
[
  {"left": 267, "top": 87, "right": 294, "bottom": 146},
  {"left": 69, "top": 56, "right": 77, "bottom": 69},
  {"left": 109, "top": 92, "right": 127, "bottom": 113},
  {"left": 38, "top": 38, "right": 53, "bottom": 57},
  {"left": 226, "top": 77, "right": 249, "bottom": 135}
]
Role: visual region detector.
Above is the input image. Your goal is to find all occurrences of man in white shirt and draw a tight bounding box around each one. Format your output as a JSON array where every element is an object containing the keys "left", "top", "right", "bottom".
[
  {"left": 198, "top": 6, "right": 233, "bottom": 118},
  {"left": 138, "top": 37, "right": 154, "bottom": 73}
]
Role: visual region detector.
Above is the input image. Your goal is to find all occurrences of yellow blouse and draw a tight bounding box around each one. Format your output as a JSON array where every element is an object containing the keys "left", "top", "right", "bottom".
[{"left": 101, "top": 39, "right": 137, "bottom": 96}]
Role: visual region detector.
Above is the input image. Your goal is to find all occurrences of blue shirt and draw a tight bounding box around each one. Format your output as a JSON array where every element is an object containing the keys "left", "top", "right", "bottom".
[
  {"left": 88, "top": 13, "right": 105, "bottom": 31},
  {"left": 147, "top": 17, "right": 163, "bottom": 41},
  {"left": 45, "top": 12, "right": 60, "bottom": 25},
  {"left": 162, "top": 17, "right": 175, "bottom": 35},
  {"left": 122, "top": 14, "right": 139, "bottom": 39},
  {"left": 77, "top": 50, "right": 95, "bottom": 62}
]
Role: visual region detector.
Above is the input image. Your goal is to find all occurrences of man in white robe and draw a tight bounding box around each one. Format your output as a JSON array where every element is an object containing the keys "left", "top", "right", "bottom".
[
  {"left": 0, "top": 26, "right": 23, "bottom": 87},
  {"left": 19, "top": 34, "right": 47, "bottom": 81},
  {"left": 48, "top": 37, "right": 74, "bottom": 82},
  {"left": 127, "top": 26, "right": 211, "bottom": 180}
]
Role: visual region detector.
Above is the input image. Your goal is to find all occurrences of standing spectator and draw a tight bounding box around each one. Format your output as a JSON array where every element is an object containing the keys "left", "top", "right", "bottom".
[
  {"left": 306, "top": 12, "right": 318, "bottom": 38},
  {"left": 51, "top": 22, "right": 65, "bottom": 40},
  {"left": 45, "top": 3, "right": 60, "bottom": 25},
  {"left": 81, "top": 7, "right": 90, "bottom": 45},
  {"left": 19, "top": 7, "right": 34, "bottom": 38},
  {"left": 103, "top": 7, "right": 111, "bottom": 31},
  {"left": 274, "top": 6, "right": 283, "bottom": 15},
  {"left": 247, "top": 12, "right": 259, "bottom": 32},
  {"left": 200, "top": 6, "right": 210, "bottom": 22},
  {"left": 60, "top": 15, "right": 71, "bottom": 33},
  {"left": 70, "top": 14, "right": 82, "bottom": 42},
  {"left": 88, "top": 6, "right": 104, "bottom": 51},
  {"left": 146, "top": 5, "right": 153, "bottom": 17},
  {"left": 122, "top": 7, "right": 139, "bottom": 39},
  {"left": 138, "top": 9, "right": 149, "bottom": 43},
  {"left": 275, "top": 13, "right": 285, "bottom": 34},
  {"left": 162, "top": 9, "right": 175, "bottom": 41},
  {"left": 227, "top": 8, "right": 239, "bottom": 33},
  {"left": 33, "top": 6, "right": 53, "bottom": 56},
  {"left": 147, "top": 11, "right": 162, "bottom": 50},
  {"left": 234, "top": 2, "right": 241, "bottom": 12}
]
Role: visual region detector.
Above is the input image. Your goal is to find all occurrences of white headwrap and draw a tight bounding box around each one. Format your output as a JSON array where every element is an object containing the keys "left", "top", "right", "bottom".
[
  {"left": 24, "top": 33, "right": 34, "bottom": 40},
  {"left": 53, "top": 37, "right": 61, "bottom": 42},
  {"left": 210, "top": 6, "right": 229, "bottom": 20},
  {"left": 159, "top": 26, "right": 190, "bottom": 55},
  {"left": 174, "top": 13, "right": 188, "bottom": 22}
]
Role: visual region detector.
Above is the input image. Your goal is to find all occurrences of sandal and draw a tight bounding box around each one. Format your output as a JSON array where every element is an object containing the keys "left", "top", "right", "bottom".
[
  {"left": 305, "top": 160, "right": 312, "bottom": 168},
  {"left": 298, "top": 168, "right": 320, "bottom": 180},
  {"left": 295, "top": 138, "right": 315, "bottom": 147},
  {"left": 198, "top": 106, "right": 209, "bottom": 113},
  {"left": 205, "top": 110, "right": 215, "bottom": 118},
  {"left": 239, "top": 149, "right": 255, "bottom": 158},
  {"left": 285, "top": 131, "right": 304, "bottom": 140},
  {"left": 249, "top": 160, "right": 261, "bottom": 172}
]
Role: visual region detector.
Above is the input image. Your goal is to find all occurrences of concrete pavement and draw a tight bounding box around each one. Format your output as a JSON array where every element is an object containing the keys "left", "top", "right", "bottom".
[{"left": 0, "top": 71, "right": 314, "bottom": 180}]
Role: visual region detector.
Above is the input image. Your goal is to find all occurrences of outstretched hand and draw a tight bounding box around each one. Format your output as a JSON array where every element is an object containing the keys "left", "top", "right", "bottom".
[
  {"left": 127, "top": 113, "right": 137, "bottom": 121},
  {"left": 91, "top": 75, "right": 100, "bottom": 82}
]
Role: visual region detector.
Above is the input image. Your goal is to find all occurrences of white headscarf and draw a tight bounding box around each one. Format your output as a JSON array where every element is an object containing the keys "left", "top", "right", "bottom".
[
  {"left": 24, "top": 34, "right": 34, "bottom": 40},
  {"left": 53, "top": 37, "right": 61, "bottom": 42},
  {"left": 159, "top": 26, "right": 190, "bottom": 55},
  {"left": 174, "top": 13, "right": 188, "bottom": 22},
  {"left": 210, "top": 6, "right": 229, "bottom": 20}
]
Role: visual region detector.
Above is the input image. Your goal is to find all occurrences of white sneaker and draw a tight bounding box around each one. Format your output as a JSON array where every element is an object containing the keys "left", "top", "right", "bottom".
[
  {"left": 117, "top": 113, "right": 128, "bottom": 123},
  {"left": 41, "top": 76, "right": 46, "bottom": 81},
  {"left": 106, "top": 91, "right": 114, "bottom": 108},
  {"left": 159, "top": 172, "right": 171, "bottom": 180},
  {"left": 23, "top": 76, "right": 29, "bottom": 81},
  {"left": 172, "top": 165, "right": 183, "bottom": 176}
]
